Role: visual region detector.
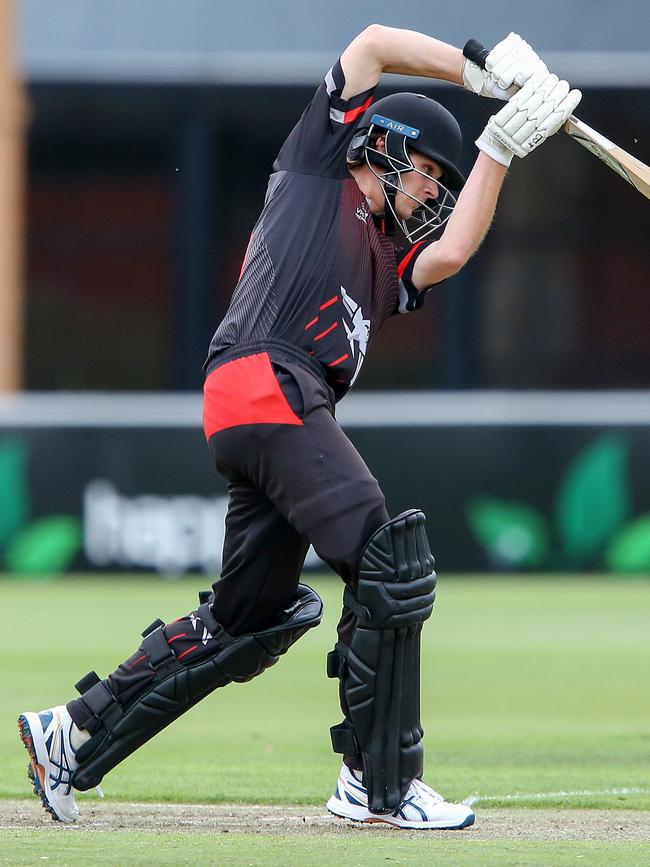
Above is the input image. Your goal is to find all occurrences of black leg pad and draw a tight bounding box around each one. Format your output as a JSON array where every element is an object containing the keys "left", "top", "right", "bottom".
[
  {"left": 328, "top": 510, "right": 436, "bottom": 814},
  {"left": 71, "top": 584, "right": 323, "bottom": 791}
]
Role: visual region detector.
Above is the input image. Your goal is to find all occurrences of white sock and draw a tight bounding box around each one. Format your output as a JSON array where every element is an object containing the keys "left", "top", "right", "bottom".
[
  {"left": 69, "top": 723, "right": 91, "bottom": 752},
  {"left": 351, "top": 768, "right": 364, "bottom": 783}
]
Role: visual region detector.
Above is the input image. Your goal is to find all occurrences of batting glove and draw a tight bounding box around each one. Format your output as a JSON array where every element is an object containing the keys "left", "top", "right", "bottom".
[
  {"left": 463, "top": 32, "right": 548, "bottom": 100},
  {"left": 476, "top": 70, "right": 582, "bottom": 165}
]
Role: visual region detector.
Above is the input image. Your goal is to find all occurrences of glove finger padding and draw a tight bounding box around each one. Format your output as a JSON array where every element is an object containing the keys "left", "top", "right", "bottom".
[
  {"left": 486, "top": 32, "right": 547, "bottom": 90},
  {"left": 489, "top": 69, "right": 547, "bottom": 130},
  {"left": 537, "top": 87, "right": 582, "bottom": 138},
  {"left": 484, "top": 32, "right": 520, "bottom": 67},
  {"left": 501, "top": 89, "right": 549, "bottom": 137},
  {"left": 510, "top": 80, "right": 570, "bottom": 144},
  {"left": 503, "top": 81, "right": 565, "bottom": 143},
  {"left": 463, "top": 32, "right": 524, "bottom": 99},
  {"left": 514, "top": 58, "right": 548, "bottom": 89},
  {"left": 484, "top": 72, "right": 582, "bottom": 158},
  {"left": 493, "top": 46, "right": 544, "bottom": 90}
]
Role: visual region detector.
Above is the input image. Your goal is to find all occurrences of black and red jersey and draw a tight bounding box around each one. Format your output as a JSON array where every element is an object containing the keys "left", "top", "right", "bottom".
[{"left": 205, "top": 59, "right": 436, "bottom": 401}]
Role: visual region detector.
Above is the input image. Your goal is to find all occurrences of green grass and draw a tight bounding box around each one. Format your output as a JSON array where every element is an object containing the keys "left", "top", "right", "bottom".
[
  {"left": 3, "top": 575, "right": 650, "bottom": 864},
  {"left": 2, "top": 831, "right": 649, "bottom": 867},
  {"left": 2, "top": 574, "right": 649, "bottom": 811}
]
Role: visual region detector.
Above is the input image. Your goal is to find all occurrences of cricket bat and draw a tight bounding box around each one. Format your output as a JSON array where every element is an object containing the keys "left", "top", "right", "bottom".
[
  {"left": 463, "top": 39, "right": 650, "bottom": 201},
  {"left": 563, "top": 116, "right": 650, "bottom": 200}
]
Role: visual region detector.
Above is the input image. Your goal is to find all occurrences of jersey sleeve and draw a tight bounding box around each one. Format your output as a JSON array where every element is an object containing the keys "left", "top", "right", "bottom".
[
  {"left": 393, "top": 241, "right": 443, "bottom": 315},
  {"left": 273, "top": 59, "right": 377, "bottom": 179}
]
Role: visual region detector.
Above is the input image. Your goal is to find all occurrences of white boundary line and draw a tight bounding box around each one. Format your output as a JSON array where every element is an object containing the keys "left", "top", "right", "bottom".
[
  {"left": 463, "top": 787, "right": 650, "bottom": 807},
  {"left": 2, "top": 391, "right": 650, "bottom": 428}
]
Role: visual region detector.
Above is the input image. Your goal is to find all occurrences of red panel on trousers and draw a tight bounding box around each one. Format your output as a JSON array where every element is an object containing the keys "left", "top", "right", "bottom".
[{"left": 203, "top": 352, "right": 304, "bottom": 438}]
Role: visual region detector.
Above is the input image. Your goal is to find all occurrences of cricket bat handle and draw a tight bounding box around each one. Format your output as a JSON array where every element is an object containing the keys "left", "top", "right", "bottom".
[
  {"left": 462, "top": 39, "right": 491, "bottom": 70},
  {"left": 463, "top": 39, "right": 579, "bottom": 129},
  {"left": 462, "top": 37, "right": 574, "bottom": 119}
]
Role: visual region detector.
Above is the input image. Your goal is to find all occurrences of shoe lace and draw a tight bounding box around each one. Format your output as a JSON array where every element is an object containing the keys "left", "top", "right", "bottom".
[{"left": 409, "top": 778, "right": 444, "bottom": 802}]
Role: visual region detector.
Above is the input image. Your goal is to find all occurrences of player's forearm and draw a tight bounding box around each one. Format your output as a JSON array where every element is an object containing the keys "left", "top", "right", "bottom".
[
  {"left": 412, "top": 153, "right": 507, "bottom": 287},
  {"left": 371, "top": 25, "right": 464, "bottom": 83},
  {"left": 442, "top": 152, "right": 507, "bottom": 259}
]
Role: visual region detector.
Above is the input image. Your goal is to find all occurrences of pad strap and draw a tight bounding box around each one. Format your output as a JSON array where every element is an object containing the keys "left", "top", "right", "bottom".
[
  {"left": 330, "top": 720, "right": 358, "bottom": 756},
  {"left": 72, "top": 584, "right": 323, "bottom": 790},
  {"left": 140, "top": 627, "right": 175, "bottom": 667},
  {"left": 73, "top": 682, "right": 123, "bottom": 736}
]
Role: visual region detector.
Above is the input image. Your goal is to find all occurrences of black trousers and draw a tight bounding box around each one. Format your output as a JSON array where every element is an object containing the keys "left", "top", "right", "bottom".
[
  {"left": 69, "top": 344, "right": 388, "bottom": 765},
  {"left": 207, "top": 349, "right": 389, "bottom": 639}
]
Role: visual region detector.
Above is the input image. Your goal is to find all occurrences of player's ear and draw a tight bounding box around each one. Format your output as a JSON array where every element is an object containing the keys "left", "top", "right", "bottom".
[{"left": 374, "top": 134, "right": 387, "bottom": 154}]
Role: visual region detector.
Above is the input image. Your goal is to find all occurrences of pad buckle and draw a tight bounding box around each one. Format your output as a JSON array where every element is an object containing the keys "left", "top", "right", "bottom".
[
  {"left": 141, "top": 618, "right": 165, "bottom": 638},
  {"left": 75, "top": 671, "right": 101, "bottom": 695},
  {"left": 326, "top": 649, "right": 345, "bottom": 679},
  {"left": 330, "top": 721, "right": 359, "bottom": 756}
]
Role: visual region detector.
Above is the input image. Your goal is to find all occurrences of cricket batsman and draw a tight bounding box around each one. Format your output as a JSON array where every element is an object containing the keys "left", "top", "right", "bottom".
[{"left": 19, "top": 26, "right": 580, "bottom": 829}]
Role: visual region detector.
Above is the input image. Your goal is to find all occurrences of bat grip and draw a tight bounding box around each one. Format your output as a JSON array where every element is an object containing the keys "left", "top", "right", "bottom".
[{"left": 462, "top": 39, "right": 489, "bottom": 70}]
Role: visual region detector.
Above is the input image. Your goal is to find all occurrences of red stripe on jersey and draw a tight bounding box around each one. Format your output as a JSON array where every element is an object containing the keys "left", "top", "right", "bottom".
[
  {"left": 128, "top": 654, "right": 148, "bottom": 668},
  {"left": 176, "top": 645, "right": 198, "bottom": 661},
  {"left": 319, "top": 296, "right": 338, "bottom": 311},
  {"left": 167, "top": 633, "right": 187, "bottom": 644},
  {"left": 203, "top": 353, "right": 303, "bottom": 438},
  {"left": 343, "top": 95, "right": 374, "bottom": 124},
  {"left": 327, "top": 353, "right": 349, "bottom": 367},
  {"left": 397, "top": 241, "right": 427, "bottom": 278},
  {"left": 314, "top": 321, "right": 338, "bottom": 341},
  {"left": 238, "top": 233, "right": 254, "bottom": 279},
  {"left": 304, "top": 316, "right": 319, "bottom": 330}
]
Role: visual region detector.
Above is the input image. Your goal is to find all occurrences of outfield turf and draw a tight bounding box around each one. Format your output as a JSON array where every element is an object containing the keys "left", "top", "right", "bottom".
[
  {"left": 2, "top": 830, "right": 649, "bottom": 867},
  {"left": 1, "top": 574, "right": 649, "bottom": 864}
]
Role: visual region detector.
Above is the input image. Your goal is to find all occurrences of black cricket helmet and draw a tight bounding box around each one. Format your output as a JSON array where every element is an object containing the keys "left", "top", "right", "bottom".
[{"left": 347, "top": 92, "right": 465, "bottom": 241}]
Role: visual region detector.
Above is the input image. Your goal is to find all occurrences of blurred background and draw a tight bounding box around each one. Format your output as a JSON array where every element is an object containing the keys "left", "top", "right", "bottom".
[{"left": 0, "top": 0, "right": 649, "bottom": 576}]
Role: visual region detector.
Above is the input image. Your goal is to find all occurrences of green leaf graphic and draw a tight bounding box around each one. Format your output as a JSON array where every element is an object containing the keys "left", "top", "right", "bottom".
[
  {"left": 467, "top": 497, "right": 549, "bottom": 568},
  {"left": 5, "top": 516, "right": 82, "bottom": 575},
  {"left": 0, "top": 439, "right": 29, "bottom": 549},
  {"left": 606, "top": 515, "right": 650, "bottom": 573},
  {"left": 555, "top": 435, "right": 630, "bottom": 565}
]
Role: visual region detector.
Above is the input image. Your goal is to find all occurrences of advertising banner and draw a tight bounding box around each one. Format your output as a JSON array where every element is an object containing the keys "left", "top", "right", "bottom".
[{"left": 1, "top": 402, "right": 649, "bottom": 576}]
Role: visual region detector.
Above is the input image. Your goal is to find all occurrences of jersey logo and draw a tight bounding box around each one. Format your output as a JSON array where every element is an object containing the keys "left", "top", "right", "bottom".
[
  {"left": 355, "top": 205, "right": 369, "bottom": 223},
  {"left": 341, "top": 286, "right": 370, "bottom": 386}
]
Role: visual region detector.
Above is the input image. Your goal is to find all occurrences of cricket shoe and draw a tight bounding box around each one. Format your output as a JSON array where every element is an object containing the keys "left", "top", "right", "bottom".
[
  {"left": 327, "top": 764, "right": 475, "bottom": 830},
  {"left": 18, "top": 705, "right": 81, "bottom": 822}
]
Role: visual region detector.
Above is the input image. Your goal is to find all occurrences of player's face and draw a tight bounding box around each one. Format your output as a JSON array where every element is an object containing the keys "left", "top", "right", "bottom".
[{"left": 395, "top": 152, "right": 444, "bottom": 219}]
